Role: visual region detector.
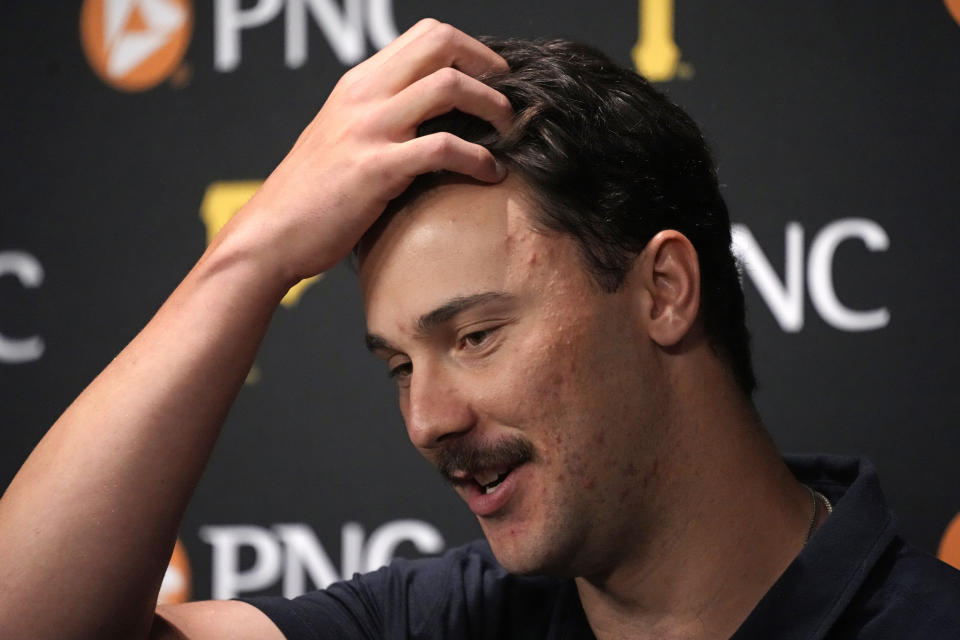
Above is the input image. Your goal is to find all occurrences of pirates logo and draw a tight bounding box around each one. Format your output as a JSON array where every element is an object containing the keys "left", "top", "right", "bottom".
[{"left": 633, "top": 0, "right": 689, "bottom": 82}]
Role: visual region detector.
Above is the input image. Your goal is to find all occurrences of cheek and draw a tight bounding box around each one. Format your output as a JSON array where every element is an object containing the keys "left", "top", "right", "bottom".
[
  {"left": 495, "top": 324, "right": 581, "bottom": 417},
  {"left": 493, "top": 319, "right": 612, "bottom": 472},
  {"left": 545, "top": 321, "right": 650, "bottom": 488}
]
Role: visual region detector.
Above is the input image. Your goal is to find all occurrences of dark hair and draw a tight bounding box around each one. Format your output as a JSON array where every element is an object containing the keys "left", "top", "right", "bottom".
[{"left": 405, "top": 37, "right": 756, "bottom": 395}]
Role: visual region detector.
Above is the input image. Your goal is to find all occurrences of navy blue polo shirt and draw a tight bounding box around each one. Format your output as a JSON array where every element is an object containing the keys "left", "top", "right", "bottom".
[{"left": 243, "top": 455, "right": 960, "bottom": 638}]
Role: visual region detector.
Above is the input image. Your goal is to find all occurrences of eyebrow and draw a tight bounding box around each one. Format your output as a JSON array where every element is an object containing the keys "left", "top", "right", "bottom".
[{"left": 364, "top": 291, "right": 512, "bottom": 354}]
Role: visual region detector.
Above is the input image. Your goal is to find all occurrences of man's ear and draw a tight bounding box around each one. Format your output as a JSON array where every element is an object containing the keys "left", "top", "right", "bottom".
[{"left": 633, "top": 230, "right": 701, "bottom": 348}]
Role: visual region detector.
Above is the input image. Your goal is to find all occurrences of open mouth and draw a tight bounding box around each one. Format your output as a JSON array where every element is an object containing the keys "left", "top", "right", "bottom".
[
  {"left": 437, "top": 438, "right": 534, "bottom": 517},
  {"left": 474, "top": 469, "right": 513, "bottom": 494},
  {"left": 447, "top": 465, "right": 516, "bottom": 494},
  {"left": 437, "top": 437, "right": 534, "bottom": 498}
]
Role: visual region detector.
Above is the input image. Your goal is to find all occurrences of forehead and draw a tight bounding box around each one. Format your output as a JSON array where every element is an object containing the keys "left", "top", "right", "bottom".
[
  {"left": 358, "top": 175, "right": 578, "bottom": 332},
  {"left": 360, "top": 174, "right": 535, "bottom": 256}
]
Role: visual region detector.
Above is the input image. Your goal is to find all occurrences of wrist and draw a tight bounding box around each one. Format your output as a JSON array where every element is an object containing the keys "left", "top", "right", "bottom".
[{"left": 195, "top": 224, "right": 293, "bottom": 308}]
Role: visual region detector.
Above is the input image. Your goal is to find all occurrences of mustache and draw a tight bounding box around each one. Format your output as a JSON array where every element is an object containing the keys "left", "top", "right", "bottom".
[{"left": 434, "top": 436, "right": 535, "bottom": 484}]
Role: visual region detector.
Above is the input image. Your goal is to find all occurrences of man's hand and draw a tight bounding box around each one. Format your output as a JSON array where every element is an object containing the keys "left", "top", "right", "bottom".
[{"left": 215, "top": 18, "right": 513, "bottom": 289}]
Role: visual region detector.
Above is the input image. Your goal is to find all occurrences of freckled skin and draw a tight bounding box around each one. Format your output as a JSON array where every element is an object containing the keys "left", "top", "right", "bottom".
[{"left": 360, "top": 176, "right": 670, "bottom": 579}]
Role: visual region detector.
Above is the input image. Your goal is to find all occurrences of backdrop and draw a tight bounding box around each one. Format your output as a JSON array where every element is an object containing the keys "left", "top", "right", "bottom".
[{"left": 2, "top": 0, "right": 958, "bottom": 602}]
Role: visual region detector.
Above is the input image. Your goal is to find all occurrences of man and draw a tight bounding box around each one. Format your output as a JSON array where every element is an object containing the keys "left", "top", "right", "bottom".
[{"left": 0, "top": 20, "right": 957, "bottom": 640}]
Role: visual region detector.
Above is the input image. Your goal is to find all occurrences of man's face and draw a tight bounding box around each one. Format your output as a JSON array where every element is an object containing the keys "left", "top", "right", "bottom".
[{"left": 360, "top": 176, "right": 669, "bottom": 578}]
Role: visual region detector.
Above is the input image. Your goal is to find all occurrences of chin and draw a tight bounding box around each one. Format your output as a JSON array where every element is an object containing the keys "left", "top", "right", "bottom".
[{"left": 485, "top": 529, "right": 579, "bottom": 577}]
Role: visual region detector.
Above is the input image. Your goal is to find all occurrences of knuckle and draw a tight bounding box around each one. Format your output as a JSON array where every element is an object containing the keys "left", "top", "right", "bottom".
[
  {"left": 358, "top": 147, "right": 393, "bottom": 183},
  {"left": 432, "top": 67, "right": 462, "bottom": 92},
  {"left": 429, "top": 133, "right": 456, "bottom": 157},
  {"left": 427, "top": 22, "right": 458, "bottom": 47},
  {"left": 340, "top": 64, "right": 360, "bottom": 83},
  {"left": 342, "top": 77, "right": 373, "bottom": 104},
  {"left": 330, "top": 73, "right": 353, "bottom": 98},
  {"left": 333, "top": 69, "right": 363, "bottom": 97},
  {"left": 415, "top": 17, "right": 441, "bottom": 31},
  {"left": 476, "top": 146, "right": 492, "bottom": 166},
  {"left": 363, "top": 147, "right": 388, "bottom": 174},
  {"left": 350, "top": 110, "right": 376, "bottom": 135}
]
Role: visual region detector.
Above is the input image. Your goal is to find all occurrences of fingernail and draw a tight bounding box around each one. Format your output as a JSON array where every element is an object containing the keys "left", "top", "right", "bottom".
[{"left": 495, "top": 159, "right": 508, "bottom": 180}]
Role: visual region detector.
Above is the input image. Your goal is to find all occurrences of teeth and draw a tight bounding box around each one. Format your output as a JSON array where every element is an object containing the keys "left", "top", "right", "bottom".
[
  {"left": 474, "top": 470, "right": 505, "bottom": 486},
  {"left": 478, "top": 470, "right": 510, "bottom": 494}
]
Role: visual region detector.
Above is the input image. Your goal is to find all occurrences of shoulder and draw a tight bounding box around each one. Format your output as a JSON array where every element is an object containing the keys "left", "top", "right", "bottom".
[
  {"left": 362, "top": 539, "right": 573, "bottom": 635},
  {"left": 830, "top": 537, "right": 960, "bottom": 638},
  {"left": 242, "top": 539, "right": 575, "bottom": 640}
]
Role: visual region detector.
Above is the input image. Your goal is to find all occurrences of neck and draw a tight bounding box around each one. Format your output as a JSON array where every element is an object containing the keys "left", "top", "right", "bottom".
[{"left": 576, "top": 349, "right": 813, "bottom": 640}]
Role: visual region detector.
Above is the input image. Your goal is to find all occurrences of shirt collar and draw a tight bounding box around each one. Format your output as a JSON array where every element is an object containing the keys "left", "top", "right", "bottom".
[{"left": 731, "top": 454, "right": 898, "bottom": 640}]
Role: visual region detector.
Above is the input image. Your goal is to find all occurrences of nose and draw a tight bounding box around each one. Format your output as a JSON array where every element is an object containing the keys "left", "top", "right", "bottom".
[{"left": 403, "top": 361, "right": 476, "bottom": 450}]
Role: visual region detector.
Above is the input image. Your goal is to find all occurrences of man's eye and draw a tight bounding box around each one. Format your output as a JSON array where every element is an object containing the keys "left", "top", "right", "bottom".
[
  {"left": 388, "top": 362, "right": 412, "bottom": 379},
  {"left": 461, "top": 328, "right": 494, "bottom": 348}
]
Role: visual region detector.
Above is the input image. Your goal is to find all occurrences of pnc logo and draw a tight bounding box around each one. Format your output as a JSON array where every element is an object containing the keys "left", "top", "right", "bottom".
[
  {"left": 199, "top": 520, "right": 444, "bottom": 599},
  {"left": 158, "top": 538, "right": 192, "bottom": 605},
  {"left": 946, "top": 0, "right": 960, "bottom": 26},
  {"left": 940, "top": 514, "right": 960, "bottom": 572},
  {"left": 80, "top": 0, "right": 193, "bottom": 92}
]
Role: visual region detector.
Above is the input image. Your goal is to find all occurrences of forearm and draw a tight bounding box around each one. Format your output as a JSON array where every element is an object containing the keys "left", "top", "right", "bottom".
[
  {"left": 0, "top": 19, "right": 512, "bottom": 639},
  {"left": 0, "top": 240, "right": 287, "bottom": 640}
]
